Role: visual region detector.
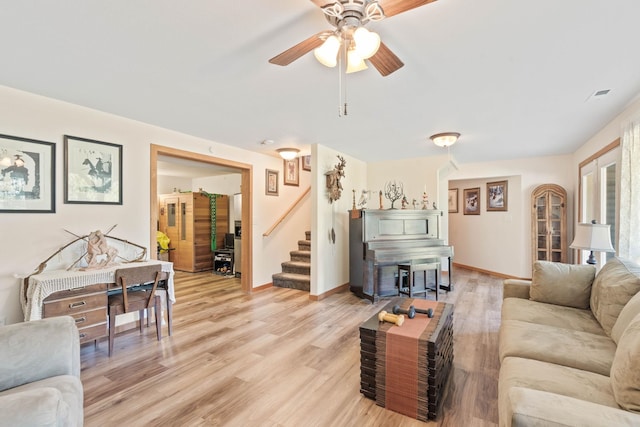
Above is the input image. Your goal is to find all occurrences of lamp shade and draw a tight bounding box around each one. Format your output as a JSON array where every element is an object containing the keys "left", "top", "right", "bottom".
[
  {"left": 314, "top": 35, "right": 340, "bottom": 68},
  {"left": 570, "top": 223, "right": 615, "bottom": 252},
  {"left": 353, "top": 27, "right": 380, "bottom": 59},
  {"left": 346, "top": 49, "right": 368, "bottom": 74},
  {"left": 430, "top": 132, "right": 460, "bottom": 147},
  {"left": 276, "top": 148, "right": 299, "bottom": 160}
]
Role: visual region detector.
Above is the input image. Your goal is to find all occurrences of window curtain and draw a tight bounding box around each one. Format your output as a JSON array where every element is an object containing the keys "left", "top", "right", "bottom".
[{"left": 619, "top": 119, "right": 640, "bottom": 262}]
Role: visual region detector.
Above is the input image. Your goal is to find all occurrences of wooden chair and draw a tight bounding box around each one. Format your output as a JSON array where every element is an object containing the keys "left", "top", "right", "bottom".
[
  {"left": 108, "top": 265, "right": 162, "bottom": 356},
  {"left": 150, "top": 271, "right": 173, "bottom": 336}
]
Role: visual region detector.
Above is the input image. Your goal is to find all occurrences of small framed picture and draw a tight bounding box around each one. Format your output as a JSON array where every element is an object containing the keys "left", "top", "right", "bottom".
[
  {"left": 302, "top": 155, "right": 311, "bottom": 171},
  {"left": 265, "top": 169, "right": 279, "bottom": 196},
  {"left": 463, "top": 187, "right": 480, "bottom": 215},
  {"left": 0, "top": 133, "right": 56, "bottom": 213},
  {"left": 448, "top": 188, "right": 458, "bottom": 213},
  {"left": 64, "top": 135, "right": 123, "bottom": 204},
  {"left": 283, "top": 157, "right": 299, "bottom": 186},
  {"left": 487, "top": 180, "right": 508, "bottom": 211}
]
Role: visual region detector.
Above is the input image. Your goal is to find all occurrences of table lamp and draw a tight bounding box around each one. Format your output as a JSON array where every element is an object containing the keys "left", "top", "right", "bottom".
[{"left": 570, "top": 220, "right": 615, "bottom": 264}]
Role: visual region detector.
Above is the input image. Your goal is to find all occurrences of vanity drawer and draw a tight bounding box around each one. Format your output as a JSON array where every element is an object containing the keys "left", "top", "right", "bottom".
[
  {"left": 43, "top": 292, "right": 107, "bottom": 317},
  {"left": 78, "top": 323, "right": 107, "bottom": 344},
  {"left": 69, "top": 307, "right": 107, "bottom": 329},
  {"left": 43, "top": 283, "right": 107, "bottom": 300}
]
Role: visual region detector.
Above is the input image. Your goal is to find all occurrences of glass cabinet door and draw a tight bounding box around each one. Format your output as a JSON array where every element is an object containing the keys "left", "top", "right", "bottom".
[{"left": 532, "top": 185, "right": 567, "bottom": 264}]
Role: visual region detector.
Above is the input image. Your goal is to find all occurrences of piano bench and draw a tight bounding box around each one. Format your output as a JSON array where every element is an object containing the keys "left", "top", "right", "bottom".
[{"left": 398, "top": 262, "right": 440, "bottom": 300}]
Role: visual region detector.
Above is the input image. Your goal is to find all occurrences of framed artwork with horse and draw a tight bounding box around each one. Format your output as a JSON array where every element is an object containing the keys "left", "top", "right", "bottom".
[
  {"left": 64, "top": 135, "right": 122, "bottom": 205},
  {"left": 0, "top": 133, "right": 56, "bottom": 213}
]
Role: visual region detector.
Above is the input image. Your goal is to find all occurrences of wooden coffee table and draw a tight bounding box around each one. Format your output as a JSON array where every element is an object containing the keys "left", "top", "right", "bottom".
[{"left": 360, "top": 298, "right": 454, "bottom": 421}]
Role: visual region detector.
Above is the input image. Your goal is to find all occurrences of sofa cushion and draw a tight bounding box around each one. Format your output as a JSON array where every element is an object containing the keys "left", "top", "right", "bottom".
[
  {"left": 610, "top": 313, "right": 640, "bottom": 411},
  {"left": 590, "top": 257, "right": 640, "bottom": 337},
  {"left": 499, "top": 357, "right": 618, "bottom": 411},
  {"left": 529, "top": 261, "right": 595, "bottom": 309},
  {"left": 502, "top": 297, "right": 605, "bottom": 336},
  {"left": 499, "top": 319, "right": 616, "bottom": 376},
  {"left": 612, "top": 291, "right": 640, "bottom": 345}
]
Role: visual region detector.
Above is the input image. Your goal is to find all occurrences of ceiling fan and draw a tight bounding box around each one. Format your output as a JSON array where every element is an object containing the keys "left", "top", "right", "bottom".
[{"left": 269, "top": 0, "right": 438, "bottom": 76}]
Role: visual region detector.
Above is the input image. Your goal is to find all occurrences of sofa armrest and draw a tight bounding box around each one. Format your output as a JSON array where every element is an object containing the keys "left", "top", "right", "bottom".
[
  {"left": 503, "top": 279, "right": 531, "bottom": 300},
  {"left": 0, "top": 387, "right": 71, "bottom": 427},
  {"left": 507, "top": 387, "right": 640, "bottom": 427},
  {"left": 0, "top": 316, "right": 80, "bottom": 392}
]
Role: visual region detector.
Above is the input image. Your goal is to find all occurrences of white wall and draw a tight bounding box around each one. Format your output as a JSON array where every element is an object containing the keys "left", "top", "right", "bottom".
[
  {"left": 157, "top": 175, "right": 192, "bottom": 195},
  {"left": 0, "top": 85, "right": 309, "bottom": 324},
  {"left": 448, "top": 155, "right": 574, "bottom": 278},
  {"left": 191, "top": 174, "right": 241, "bottom": 196},
  {"left": 448, "top": 175, "right": 524, "bottom": 277},
  {"left": 311, "top": 144, "right": 367, "bottom": 296}
]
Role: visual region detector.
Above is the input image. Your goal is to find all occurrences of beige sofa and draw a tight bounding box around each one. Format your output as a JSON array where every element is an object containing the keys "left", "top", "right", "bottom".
[
  {"left": 0, "top": 316, "right": 83, "bottom": 427},
  {"left": 499, "top": 257, "right": 640, "bottom": 427}
]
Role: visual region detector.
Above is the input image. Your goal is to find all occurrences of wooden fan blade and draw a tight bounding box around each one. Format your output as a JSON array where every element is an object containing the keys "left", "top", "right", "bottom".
[
  {"left": 369, "top": 42, "right": 404, "bottom": 76},
  {"left": 378, "top": 0, "right": 438, "bottom": 18},
  {"left": 269, "top": 32, "right": 329, "bottom": 66}
]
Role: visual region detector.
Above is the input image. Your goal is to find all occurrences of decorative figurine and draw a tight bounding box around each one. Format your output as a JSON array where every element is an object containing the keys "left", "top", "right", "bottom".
[
  {"left": 412, "top": 198, "right": 417, "bottom": 209},
  {"left": 384, "top": 181, "right": 404, "bottom": 209},
  {"left": 433, "top": 201, "right": 437, "bottom": 210},
  {"left": 401, "top": 196, "right": 408, "bottom": 209},
  {"left": 352, "top": 189, "right": 356, "bottom": 210},
  {"left": 357, "top": 190, "right": 370, "bottom": 209},
  {"left": 422, "top": 192, "right": 429, "bottom": 210},
  {"left": 325, "top": 155, "right": 346, "bottom": 203},
  {"left": 379, "top": 190, "right": 383, "bottom": 209}
]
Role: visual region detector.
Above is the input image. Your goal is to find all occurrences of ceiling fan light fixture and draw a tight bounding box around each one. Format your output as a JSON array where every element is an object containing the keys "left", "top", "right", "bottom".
[
  {"left": 353, "top": 27, "right": 380, "bottom": 59},
  {"left": 313, "top": 35, "right": 341, "bottom": 67},
  {"left": 276, "top": 148, "right": 300, "bottom": 160},
  {"left": 346, "top": 49, "right": 368, "bottom": 73},
  {"left": 430, "top": 132, "right": 461, "bottom": 148}
]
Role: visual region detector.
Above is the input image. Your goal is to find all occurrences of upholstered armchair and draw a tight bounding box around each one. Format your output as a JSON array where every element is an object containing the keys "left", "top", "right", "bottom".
[{"left": 0, "top": 316, "right": 83, "bottom": 427}]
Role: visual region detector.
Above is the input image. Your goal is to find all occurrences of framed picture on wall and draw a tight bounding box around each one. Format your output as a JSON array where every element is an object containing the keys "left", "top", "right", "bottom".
[
  {"left": 448, "top": 188, "right": 458, "bottom": 213},
  {"left": 302, "top": 155, "right": 311, "bottom": 171},
  {"left": 463, "top": 187, "right": 480, "bottom": 215},
  {"left": 64, "top": 135, "right": 123, "bottom": 204},
  {"left": 283, "top": 157, "right": 299, "bottom": 186},
  {"left": 265, "top": 169, "right": 279, "bottom": 196},
  {"left": 487, "top": 180, "right": 508, "bottom": 211},
  {"left": 0, "top": 133, "right": 56, "bottom": 213}
]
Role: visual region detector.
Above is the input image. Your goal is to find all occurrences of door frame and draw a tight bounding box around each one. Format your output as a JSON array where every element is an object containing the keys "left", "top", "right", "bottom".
[{"left": 150, "top": 144, "right": 253, "bottom": 293}]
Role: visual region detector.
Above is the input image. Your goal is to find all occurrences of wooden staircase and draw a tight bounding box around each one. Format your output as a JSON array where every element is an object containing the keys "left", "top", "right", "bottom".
[{"left": 272, "top": 231, "right": 311, "bottom": 291}]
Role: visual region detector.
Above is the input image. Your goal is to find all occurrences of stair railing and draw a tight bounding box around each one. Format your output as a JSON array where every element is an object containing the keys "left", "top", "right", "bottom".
[{"left": 263, "top": 186, "right": 311, "bottom": 237}]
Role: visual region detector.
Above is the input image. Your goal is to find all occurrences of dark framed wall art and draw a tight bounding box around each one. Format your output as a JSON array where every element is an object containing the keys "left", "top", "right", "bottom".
[
  {"left": 0, "top": 133, "right": 56, "bottom": 213},
  {"left": 265, "top": 169, "right": 279, "bottom": 196},
  {"left": 283, "top": 157, "right": 299, "bottom": 186},
  {"left": 64, "top": 135, "right": 122, "bottom": 204},
  {"left": 463, "top": 187, "right": 480, "bottom": 215},
  {"left": 448, "top": 188, "right": 458, "bottom": 213},
  {"left": 487, "top": 180, "right": 508, "bottom": 211}
]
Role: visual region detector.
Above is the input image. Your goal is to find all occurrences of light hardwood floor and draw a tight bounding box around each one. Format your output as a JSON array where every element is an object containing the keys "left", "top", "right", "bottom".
[{"left": 81, "top": 267, "right": 502, "bottom": 426}]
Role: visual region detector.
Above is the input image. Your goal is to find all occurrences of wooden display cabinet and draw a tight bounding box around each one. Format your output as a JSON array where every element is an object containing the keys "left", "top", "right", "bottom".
[{"left": 531, "top": 184, "right": 567, "bottom": 263}]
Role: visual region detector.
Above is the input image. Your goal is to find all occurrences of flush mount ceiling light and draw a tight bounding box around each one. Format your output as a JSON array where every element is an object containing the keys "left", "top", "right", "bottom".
[
  {"left": 430, "top": 132, "right": 461, "bottom": 148},
  {"left": 276, "top": 148, "right": 300, "bottom": 160}
]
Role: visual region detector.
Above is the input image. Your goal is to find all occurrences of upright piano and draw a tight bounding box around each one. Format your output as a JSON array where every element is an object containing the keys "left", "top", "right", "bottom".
[{"left": 349, "top": 209, "right": 454, "bottom": 302}]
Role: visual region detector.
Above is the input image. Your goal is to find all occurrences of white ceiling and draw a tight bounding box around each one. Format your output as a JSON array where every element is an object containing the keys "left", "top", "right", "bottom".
[{"left": 1, "top": 1, "right": 640, "bottom": 164}]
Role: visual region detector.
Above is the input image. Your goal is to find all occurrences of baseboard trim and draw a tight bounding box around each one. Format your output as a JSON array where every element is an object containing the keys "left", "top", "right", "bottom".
[
  {"left": 252, "top": 282, "right": 273, "bottom": 292},
  {"left": 310, "top": 283, "right": 349, "bottom": 301},
  {"left": 452, "top": 262, "right": 530, "bottom": 280}
]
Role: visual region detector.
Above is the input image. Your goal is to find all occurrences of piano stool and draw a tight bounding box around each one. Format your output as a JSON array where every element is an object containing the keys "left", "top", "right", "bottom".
[{"left": 397, "top": 261, "right": 440, "bottom": 300}]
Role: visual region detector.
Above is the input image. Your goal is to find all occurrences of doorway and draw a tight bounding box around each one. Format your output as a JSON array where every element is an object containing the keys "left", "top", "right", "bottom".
[{"left": 150, "top": 144, "right": 253, "bottom": 293}]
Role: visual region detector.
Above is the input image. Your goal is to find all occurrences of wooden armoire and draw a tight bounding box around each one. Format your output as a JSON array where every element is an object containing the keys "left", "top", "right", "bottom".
[{"left": 158, "top": 192, "right": 229, "bottom": 272}]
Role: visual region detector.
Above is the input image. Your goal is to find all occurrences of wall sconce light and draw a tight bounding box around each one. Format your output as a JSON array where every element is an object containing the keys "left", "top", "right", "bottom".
[
  {"left": 276, "top": 148, "right": 300, "bottom": 160},
  {"left": 430, "top": 132, "right": 461, "bottom": 148},
  {"left": 570, "top": 220, "right": 615, "bottom": 264}
]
